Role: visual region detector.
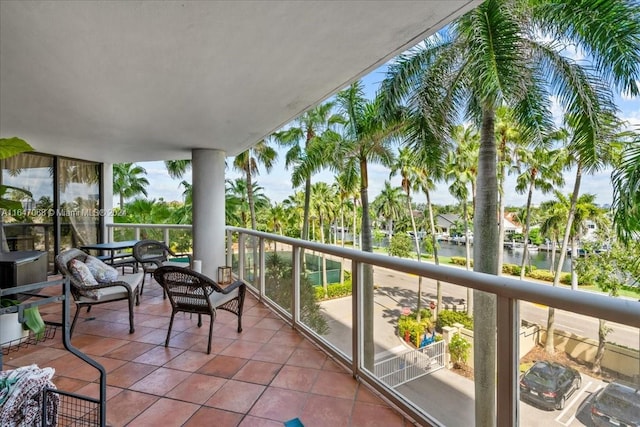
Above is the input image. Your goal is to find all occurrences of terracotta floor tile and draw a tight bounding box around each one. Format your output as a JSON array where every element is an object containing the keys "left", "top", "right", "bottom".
[
  {"left": 106, "top": 362, "right": 157, "bottom": 388},
  {"left": 183, "top": 406, "right": 243, "bottom": 427},
  {"left": 270, "top": 365, "right": 319, "bottom": 392},
  {"left": 129, "top": 397, "right": 200, "bottom": 426},
  {"left": 351, "top": 401, "right": 407, "bottom": 426},
  {"left": 253, "top": 317, "right": 286, "bottom": 331},
  {"left": 248, "top": 387, "right": 308, "bottom": 422},
  {"left": 4, "top": 346, "right": 68, "bottom": 368},
  {"left": 219, "top": 340, "right": 263, "bottom": 359},
  {"left": 129, "top": 366, "right": 191, "bottom": 395},
  {"left": 103, "top": 341, "right": 157, "bottom": 361},
  {"left": 286, "top": 347, "right": 327, "bottom": 369},
  {"left": 49, "top": 376, "right": 90, "bottom": 393},
  {"left": 132, "top": 345, "right": 184, "bottom": 366},
  {"left": 72, "top": 336, "right": 129, "bottom": 357},
  {"left": 163, "top": 349, "right": 215, "bottom": 371},
  {"left": 197, "top": 355, "right": 247, "bottom": 378},
  {"left": 267, "top": 329, "right": 304, "bottom": 347},
  {"left": 300, "top": 394, "right": 353, "bottom": 427},
  {"left": 166, "top": 373, "right": 227, "bottom": 404},
  {"left": 232, "top": 360, "right": 281, "bottom": 385},
  {"left": 205, "top": 379, "right": 266, "bottom": 413},
  {"left": 238, "top": 416, "right": 284, "bottom": 427},
  {"left": 310, "top": 370, "right": 357, "bottom": 400},
  {"left": 252, "top": 342, "right": 296, "bottom": 364},
  {"left": 236, "top": 327, "right": 277, "bottom": 343},
  {"left": 355, "top": 384, "right": 386, "bottom": 404},
  {"left": 106, "top": 389, "right": 158, "bottom": 426}
]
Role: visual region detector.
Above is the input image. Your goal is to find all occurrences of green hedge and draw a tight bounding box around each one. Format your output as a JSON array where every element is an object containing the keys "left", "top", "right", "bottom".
[
  {"left": 314, "top": 279, "right": 352, "bottom": 300},
  {"left": 436, "top": 310, "right": 473, "bottom": 331}
]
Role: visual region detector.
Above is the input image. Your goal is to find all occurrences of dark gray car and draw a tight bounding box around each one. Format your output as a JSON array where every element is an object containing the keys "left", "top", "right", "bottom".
[
  {"left": 591, "top": 380, "right": 640, "bottom": 427},
  {"left": 519, "top": 361, "right": 582, "bottom": 410}
]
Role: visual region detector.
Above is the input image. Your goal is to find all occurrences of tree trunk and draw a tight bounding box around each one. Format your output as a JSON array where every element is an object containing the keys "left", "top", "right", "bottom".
[
  {"left": 520, "top": 177, "right": 536, "bottom": 280},
  {"left": 474, "top": 107, "right": 498, "bottom": 427},
  {"left": 360, "top": 157, "right": 375, "bottom": 370},
  {"left": 497, "top": 161, "right": 505, "bottom": 276},
  {"left": 246, "top": 163, "right": 258, "bottom": 283},
  {"left": 571, "top": 236, "right": 579, "bottom": 290},
  {"left": 592, "top": 318, "right": 608, "bottom": 375},
  {"left": 463, "top": 201, "right": 473, "bottom": 313},
  {"left": 407, "top": 191, "right": 422, "bottom": 322},
  {"left": 546, "top": 164, "right": 582, "bottom": 354},
  {"left": 425, "top": 188, "right": 442, "bottom": 320}
]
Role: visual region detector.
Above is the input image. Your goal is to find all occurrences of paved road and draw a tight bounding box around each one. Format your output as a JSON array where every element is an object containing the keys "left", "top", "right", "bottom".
[{"left": 372, "top": 265, "right": 639, "bottom": 349}]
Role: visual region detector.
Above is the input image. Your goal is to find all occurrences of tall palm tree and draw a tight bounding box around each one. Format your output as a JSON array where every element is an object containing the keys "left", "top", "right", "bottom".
[
  {"left": 611, "top": 128, "right": 640, "bottom": 244},
  {"left": 515, "top": 145, "right": 567, "bottom": 279},
  {"left": 233, "top": 140, "right": 277, "bottom": 231},
  {"left": 310, "top": 182, "right": 335, "bottom": 293},
  {"left": 272, "top": 102, "right": 343, "bottom": 242},
  {"left": 546, "top": 116, "right": 623, "bottom": 353},
  {"left": 539, "top": 197, "right": 568, "bottom": 272},
  {"left": 372, "top": 181, "right": 404, "bottom": 240},
  {"left": 390, "top": 147, "right": 427, "bottom": 320},
  {"left": 381, "top": 1, "right": 640, "bottom": 422},
  {"left": 495, "top": 106, "right": 521, "bottom": 274},
  {"left": 334, "top": 81, "right": 403, "bottom": 369},
  {"left": 113, "top": 163, "right": 149, "bottom": 209}
]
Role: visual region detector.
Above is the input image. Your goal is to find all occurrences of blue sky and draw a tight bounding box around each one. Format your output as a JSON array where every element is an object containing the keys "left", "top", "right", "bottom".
[{"left": 136, "top": 64, "right": 639, "bottom": 209}]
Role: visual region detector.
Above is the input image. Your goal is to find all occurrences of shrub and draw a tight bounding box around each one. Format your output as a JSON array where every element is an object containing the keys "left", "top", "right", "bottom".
[
  {"left": 436, "top": 310, "right": 473, "bottom": 331},
  {"left": 450, "top": 257, "right": 472, "bottom": 267},
  {"left": 315, "top": 279, "right": 353, "bottom": 300},
  {"left": 527, "top": 269, "right": 555, "bottom": 282},
  {"left": 397, "top": 308, "right": 433, "bottom": 347},
  {"left": 389, "top": 233, "right": 413, "bottom": 258},
  {"left": 449, "top": 333, "right": 471, "bottom": 368}
]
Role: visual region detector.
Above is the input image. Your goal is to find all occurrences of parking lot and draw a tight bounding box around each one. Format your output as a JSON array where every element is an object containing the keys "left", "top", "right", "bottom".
[{"left": 520, "top": 373, "right": 606, "bottom": 427}]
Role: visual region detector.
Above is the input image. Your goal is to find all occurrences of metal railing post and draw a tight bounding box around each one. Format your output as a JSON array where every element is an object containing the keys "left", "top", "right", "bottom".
[
  {"left": 292, "top": 245, "right": 300, "bottom": 328},
  {"left": 259, "top": 237, "right": 266, "bottom": 298},
  {"left": 351, "top": 259, "right": 360, "bottom": 378},
  {"left": 497, "top": 295, "right": 519, "bottom": 427},
  {"left": 238, "top": 233, "right": 245, "bottom": 282}
]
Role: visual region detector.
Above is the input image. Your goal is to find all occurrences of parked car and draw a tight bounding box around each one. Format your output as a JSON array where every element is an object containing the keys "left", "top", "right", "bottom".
[
  {"left": 519, "top": 361, "right": 582, "bottom": 410},
  {"left": 591, "top": 380, "right": 640, "bottom": 427}
]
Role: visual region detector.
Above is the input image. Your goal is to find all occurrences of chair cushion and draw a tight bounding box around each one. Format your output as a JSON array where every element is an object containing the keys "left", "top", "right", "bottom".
[
  {"left": 84, "top": 255, "right": 119, "bottom": 283},
  {"left": 209, "top": 286, "right": 239, "bottom": 307},
  {"left": 75, "top": 272, "right": 144, "bottom": 303},
  {"left": 68, "top": 259, "right": 100, "bottom": 299}
]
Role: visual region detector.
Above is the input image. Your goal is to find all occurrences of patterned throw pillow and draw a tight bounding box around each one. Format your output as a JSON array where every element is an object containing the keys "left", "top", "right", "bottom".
[
  {"left": 84, "top": 255, "right": 119, "bottom": 283},
  {"left": 68, "top": 259, "right": 100, "bottom": 300}
]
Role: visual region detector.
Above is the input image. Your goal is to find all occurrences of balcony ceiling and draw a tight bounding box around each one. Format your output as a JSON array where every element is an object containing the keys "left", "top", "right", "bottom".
[{"left": 0, "top": 1, "right": 479, "bottom": 163}]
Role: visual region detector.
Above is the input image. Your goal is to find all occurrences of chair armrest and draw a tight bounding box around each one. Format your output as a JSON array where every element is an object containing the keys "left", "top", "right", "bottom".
[{"left": 219, "top": 280, "right": 245, "bottom": 295}]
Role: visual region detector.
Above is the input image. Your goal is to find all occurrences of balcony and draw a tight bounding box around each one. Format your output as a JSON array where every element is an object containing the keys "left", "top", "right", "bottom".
[{"left": 2, "top": 224, "right": 638, "bottom": 426}]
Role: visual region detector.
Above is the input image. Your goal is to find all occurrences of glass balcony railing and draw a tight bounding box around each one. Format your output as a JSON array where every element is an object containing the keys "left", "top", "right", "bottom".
[{"left": 107, "top": 223, "right": 640, "bottom": 426}]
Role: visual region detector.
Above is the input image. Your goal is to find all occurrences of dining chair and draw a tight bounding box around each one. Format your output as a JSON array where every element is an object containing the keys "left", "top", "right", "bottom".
[
  {"left": 132, "top": 240, "right": 191, "bottom": 298},
  {"left": 153, "top": 265, "right": 245, "bottom": 354}
]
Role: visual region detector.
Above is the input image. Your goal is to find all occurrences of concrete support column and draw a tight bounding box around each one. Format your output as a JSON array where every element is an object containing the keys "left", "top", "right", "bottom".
[{"left": 192, "top": 149, "right": 226, "bottom": 278}]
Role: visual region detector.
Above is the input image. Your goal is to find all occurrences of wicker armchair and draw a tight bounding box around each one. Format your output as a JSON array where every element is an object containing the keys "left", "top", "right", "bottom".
[
  {"left": 55, "top": 248, "right": 142, "bottom": 335},
  {"left": 153, "top": 265, "right": 246, "bottom": 354},
  {"left": 133, "top": 240, "right": 192, "bottom": 298}
]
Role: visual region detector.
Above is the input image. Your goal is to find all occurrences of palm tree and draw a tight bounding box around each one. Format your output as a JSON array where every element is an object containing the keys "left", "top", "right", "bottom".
[
  {"left": 310, "top": 182, "right": 335, "bottom": 294},
  {"left": 272, "top": 102, "right": 344, "bottom": 242},
  {"left": 113, "top": 163, "right": 149, "bottom": 209},
  {"left": 495, "top": 107, "right": 521, "bottom": 275},
  {"left": 334, "top": 81, "right": 403, "bottom": 369},
  {"left": 611, "top": 128, "right": 640, "bottom": 243},
  {"left": 539, "top": 197, "right": 568, "bottom": 272},
  {"left": 546, "top": 116, "right": 624, "bottom": 353},
  {"left": 372, "top": 181, "right": 404, "bottom": 241},
  {"left": 390, "top": 147, "right": 427, "bottom": 320},
  {"left": 381, "top": 1, "right": 640, "bottom": 422},
  {"left": 164, "top": 160, "right": 191, "bottom": 179},
  {"left": 233, "top": 140, "right": 277, "bottom": 231},
  {"left": 515, "top": 145, "right": 567, "bottom": 279}
]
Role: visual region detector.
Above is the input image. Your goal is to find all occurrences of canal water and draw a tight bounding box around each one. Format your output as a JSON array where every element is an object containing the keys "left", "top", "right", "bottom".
[{"left": 433, "top": 241, "right": 571, "bottom": 273}]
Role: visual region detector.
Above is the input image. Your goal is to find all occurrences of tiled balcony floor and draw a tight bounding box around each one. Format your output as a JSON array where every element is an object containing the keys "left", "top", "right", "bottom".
[{"left": 2, "top": 277, "right": 413, "bottom": 426}]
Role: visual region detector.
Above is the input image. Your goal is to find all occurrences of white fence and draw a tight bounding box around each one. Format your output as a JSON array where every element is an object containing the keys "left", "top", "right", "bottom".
[{"left": 374, "top": 340, "right": 445, "bottom": 388}]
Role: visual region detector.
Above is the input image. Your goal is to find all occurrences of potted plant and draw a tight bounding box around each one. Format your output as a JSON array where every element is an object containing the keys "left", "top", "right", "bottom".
[{"left": 0, "top": 137, "right": 44, "bottom": 346}]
